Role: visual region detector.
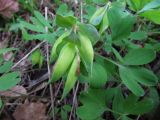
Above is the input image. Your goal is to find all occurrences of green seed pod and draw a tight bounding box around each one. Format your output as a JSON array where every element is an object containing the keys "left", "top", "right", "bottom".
[
  {"left": 49, "top": 43, "right": 76, "bottom": 83},
  {"left": 50, "top": 32, "right": 70, "bottom": 62},
  {"left": 62, "top": 54, "right": 80, "bottom": 99},
  {"left": 78, "top": 32, "right": 94, "bottom": 74}
]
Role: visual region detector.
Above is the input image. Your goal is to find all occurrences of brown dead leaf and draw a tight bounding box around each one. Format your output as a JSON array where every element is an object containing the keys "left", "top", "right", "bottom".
[
  {"left": 13, "top": 101, "right": 48, "bottom": 120},
  {"left": 0, "top": 85, "right": 27, "bottom": 97},
  {"left": 0, "top": 0, "right": 19, "bottom": 18}
]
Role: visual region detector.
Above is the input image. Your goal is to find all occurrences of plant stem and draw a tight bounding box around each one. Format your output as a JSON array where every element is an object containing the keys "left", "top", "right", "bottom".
[
  {"left": 69, "top": 81, "right": 80, "bottom": 120},
  {"left": 95, "top": 52, "right": 122, "bottom": 67},
  {"left": 44, "top": 7, "right": 54, "bottom": 120}
]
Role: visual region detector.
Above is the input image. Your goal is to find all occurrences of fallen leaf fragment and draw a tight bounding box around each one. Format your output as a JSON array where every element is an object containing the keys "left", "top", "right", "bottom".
[
  {"left": 0, "top": 0, "right": 19, "bottom": 18},
  {"left": 13, "top": 101, "right": 48, "bottom": 120},
  {"left": 0, "top": 85, "right": 27, "bottom": 97}
]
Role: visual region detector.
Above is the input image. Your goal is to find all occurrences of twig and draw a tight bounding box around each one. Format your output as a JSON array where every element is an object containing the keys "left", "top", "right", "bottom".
[
  {"left": 47, "top": 81, "right": 62, "bottom": 115},
  {"left": 12, "top": 41, "right": 45, "bottom": 69},
  {"left": 74, "top": 0, "right": 78, "bottom": 4},
  {"left": 69, "top": 81, "right": 80, "bottom": 120},
  {"left": 53, "top": 81, "right": 62, "bottom": 101},
  {"left": 136, "top": 115, "right": 141, "bottom": 120},
  {"left": 44, "top": 7, "right": 55, "bottom": 120},
  {"left": 27, "top": 72, "right": 49, "bottom": 91}
]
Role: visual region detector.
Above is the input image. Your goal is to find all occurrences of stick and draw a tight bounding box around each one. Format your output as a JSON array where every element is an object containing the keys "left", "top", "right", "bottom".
[
  {"left": 12, "top": 41, "right": 45, "bottom": 69},
  {"left": 44, "top": 7, "right": 55, "bottom": 120}
]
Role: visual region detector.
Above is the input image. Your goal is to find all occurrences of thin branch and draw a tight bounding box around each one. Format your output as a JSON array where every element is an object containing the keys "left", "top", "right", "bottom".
[
  {"left": 12, "top": 41, "right": 45, "bottom": 69},
  {"left": 69, "top": 81, "right": 80, "bottom": 120},
  {"left": 44, "top": 7, "right": 55, "bottom": 120}
]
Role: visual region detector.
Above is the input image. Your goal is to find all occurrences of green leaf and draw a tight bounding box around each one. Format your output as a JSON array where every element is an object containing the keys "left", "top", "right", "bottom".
[
  {"left": 123, "top": 48, "right": 156, "bottom": 65},
  {"left": 78, "top": 23, "right": 100, "bottom": 44},
  {"left": 77, "top": 89, "right": 107, "bottom": 120},
  {"left": 93, "top": 0, "right": 107, "bottom": 5},
  {"left": 112, "top": 47, "right": 123, "bottom": 62},
  {"left": 105, "top": 88, "right": 117, "bottom": 104},
  {"left": 63, "top": 31, "right": 79, "bottom": 44},
  {"left": 130, "top": 31, "right": 148, "bottom": 40},
  {"left": 119, "top": 66, "right": 158, "bottom": 96},
  {"left": 127, "top": 0, "right": 142, "bottom": 11},
  {"left": 131, "top": 99, "right": 153, "bottom": 115},
  {"left": 30, "top": 17, "right": 42, "bottom": 26},
  {"left": 113, "top": 92, "right": 153, "bottom": 116},
  {"left": 61, "top": 105, "right": 71, "bottom": 120},
  {"left": 57, "top": 3, "right": 68, "bottom": 15},
  {"left": 0, "top": 72, "right": 20, "bottom": 91},
  {"left": 140, "top": 10, "right": 160, "bottom": 24},
  {"left": 129, "top": 67, "right": 158, "bottom": 86},
  {"left": 62, "top": 54, "right": 79, "bottom": 99},
  {"left": 99, "top": 12, "right": 109, "bottom": 34},
  {"left": 0, "top": 48, "right": 17, "bottom": 55},
  {"left": 9, "top": 23, "right": 21, "bottom": 31},
  {"left": 57, "top": 3, "right": 74, "bottom": 16},
  {"left": 139, "top": 0, "right": 160, "bottom": 13},
  {"left": 34, "top": 11, "right": 52, "bottom": 28},
  {"left": 112, "top": 88, "right": 125, "bottom": 114},
  {"left": 123, "top": 39, "right": 141, "bottom": 49},
  {"left": 148, "top": 88, "right": 160, "bottom": 110},
  {"left": 31, "top": 49, "right": 44, "bottom": 68},
  {"left": 121, "top": 66, "right": 157, "bottom": 87},
  {"left": 84, "top": 5, "right": 96, "bottom": 20},
  {"left": 55, "top": 14, "right": 77, "bottom": 28},
  {"left": 89, "top": 63, "right": 107, "bottom": 88},
  {"left": 127, "top": 0, "right": 152, "bottom": 11},
  {"left": 20, "top": 21, "right": 46, "bottom": 33},
  {"left": 23, "top": 32, "right": 56, "bottom": 43},
  {"left": 107, "top": 5, "right": 135, "bottom": 41},
  {"left": 124, "top": 97, "right": 154, "bottom": 115},
  {"left": 90, "top": 6, "right": 106, "bottom": 26},
  {"left": 123, "top": 94, "right": 139, "bottom": 111},
  {"left": 119, "top": 66, "right": 144, "bottom": 96},
  {"left": 0, "top": 58, "right": 3, "bottom": 64},
  {"left": 0, "top": 61, "right": 13, "bottom": 73}
]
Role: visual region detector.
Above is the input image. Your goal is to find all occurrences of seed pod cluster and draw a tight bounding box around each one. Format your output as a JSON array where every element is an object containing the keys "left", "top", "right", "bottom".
[{"left": 49, "top": 30, "right": 94, "bottom": 98}]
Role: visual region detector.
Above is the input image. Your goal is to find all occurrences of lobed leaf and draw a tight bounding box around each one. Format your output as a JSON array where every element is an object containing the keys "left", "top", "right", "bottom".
[
  {"left": 55, "top": 14, "right": 77, "bottom": 28},
  {"left": 123, "top": 48, "right": 156, "bottom": 65},
  {"left": 119, "top": 66, "right": 144, "bottom": 96}
]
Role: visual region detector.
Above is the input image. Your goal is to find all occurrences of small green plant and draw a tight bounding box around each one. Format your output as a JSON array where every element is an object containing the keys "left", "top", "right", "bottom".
[
  {"left": 31, "top": 49, "right": 44, "bottom": 68},
  {"left": 19, "top": 0, "right": 160, "bottom": 119},
  {"left": 0, "top": 48, "right": 20, "bottom": 109}
]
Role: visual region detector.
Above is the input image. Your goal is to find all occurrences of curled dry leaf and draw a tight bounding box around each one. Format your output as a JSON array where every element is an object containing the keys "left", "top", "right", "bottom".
[
  {"left": 13, "top": 101, "right": 48, "bottom": 120},
  {"left": 0, "top": 85, "right": 27, "bottom": 97},
  {"left": 0, "top": 0, "right": 19, "bottom": 18}
]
